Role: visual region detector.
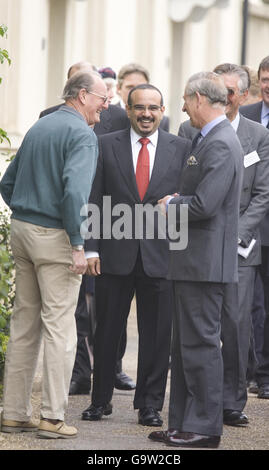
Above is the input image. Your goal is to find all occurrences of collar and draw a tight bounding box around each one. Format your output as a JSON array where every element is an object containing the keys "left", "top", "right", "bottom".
[
  {"left": 130, "top": 127, "right": 159, "bottom": 147},
  {"left": 230, "top": 113, "right": 240, "bottom": 132},
  {"left": 201, "top": 114, "right": 226, "bottom": 138},
  {"left": 60, "top": 104, "right": 87, "bottom": 123},
  {"left": 261, "top": 101, "right": 269, "bottom": 119}
]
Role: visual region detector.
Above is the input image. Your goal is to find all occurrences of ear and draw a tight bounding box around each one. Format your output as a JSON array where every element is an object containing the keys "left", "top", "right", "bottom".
[
  {"left": 78, "top": 88, "right": 87, "bottom": 104},
  {"left": 239, "top": 89, "right": 249, "bottom": 106},
  {"left": 195, "top": 92, "right": 202, "bottom": 107},
  {"left": 116, "top": 83, "right": 122, "bottom": 97},
  {"left": 125, "top": 104, "right": 131, "bottom": 118}
]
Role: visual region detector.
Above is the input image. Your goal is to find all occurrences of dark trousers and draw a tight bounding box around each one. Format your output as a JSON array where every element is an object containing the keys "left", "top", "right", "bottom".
[
  {"left": 256, "top": 246, "right": 269, "bottom": 385},
  {"left": 169, "top": 281, "right": 225, "bottom": 436},
  {"left": 221, "top": 267, "right": 255, "bottom": 411},
  {"left": 92, "top": 253, "right": 173, "bottom": 410},
  {"left": 247, "top": 270, "right": 266, "bottom": 382},
  {"left": 71, "top": 276, "right": 128, "bottom": 386}
]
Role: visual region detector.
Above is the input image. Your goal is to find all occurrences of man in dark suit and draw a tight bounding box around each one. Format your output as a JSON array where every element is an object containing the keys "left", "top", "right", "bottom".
[
  {"left": 116, "top": 62, "right": 170, "bottom": 132},
  {"left": 150, "top": 71, "right": 243, "bottom": 448},
  {"left": 240, "top": 55, "right": 269, "bottom": 399},
  {"left": 39, "top": 61, "right": 134, "bottom": 395},
  {"left": 81, "top": 84, "right": 190, "bottom": 426}
]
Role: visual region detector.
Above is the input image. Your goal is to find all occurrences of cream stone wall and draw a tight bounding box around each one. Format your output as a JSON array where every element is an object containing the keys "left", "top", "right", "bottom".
[{"left": 0, "top": 0, "right": 269, "bottom": 147}]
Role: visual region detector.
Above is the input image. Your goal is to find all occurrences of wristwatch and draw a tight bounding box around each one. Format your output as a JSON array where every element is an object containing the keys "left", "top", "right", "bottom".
[{"left": 72, "top": 245, "right": 84, "bottom": 251}]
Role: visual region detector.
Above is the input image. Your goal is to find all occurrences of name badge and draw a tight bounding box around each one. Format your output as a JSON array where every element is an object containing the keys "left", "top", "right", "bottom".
[{"left": 244, "top": 151, "right": 260, "bottom": 168}]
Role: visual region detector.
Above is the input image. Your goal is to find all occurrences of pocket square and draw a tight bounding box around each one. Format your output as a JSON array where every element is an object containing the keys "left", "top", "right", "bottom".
[{"left": 187, "top": 155, "right": 199, "bottom": 166}]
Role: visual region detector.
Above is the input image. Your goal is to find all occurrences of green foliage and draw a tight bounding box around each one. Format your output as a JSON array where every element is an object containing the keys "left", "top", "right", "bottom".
[
  {"left": 0, "top": 24, "right": 11, "bottom": 147},
  {"left": 0, "top": 209, "right": 14, "bottom": 387},
  {"left": 0, "top": 24, "right": 13, "bottom": 393}
]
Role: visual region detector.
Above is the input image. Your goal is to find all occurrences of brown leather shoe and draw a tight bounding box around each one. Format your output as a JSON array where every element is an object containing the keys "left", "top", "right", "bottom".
[
  {"left": 166, "top": 431, "right": 220, "bottom": 448},
  {"left": 148, "top": 429, "right": 179, "bottom": 443}
]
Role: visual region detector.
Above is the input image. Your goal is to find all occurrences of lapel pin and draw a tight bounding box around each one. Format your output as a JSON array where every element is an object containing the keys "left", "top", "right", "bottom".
[{"left": 187, "top": 155, "right": 199, "bottom": 166}]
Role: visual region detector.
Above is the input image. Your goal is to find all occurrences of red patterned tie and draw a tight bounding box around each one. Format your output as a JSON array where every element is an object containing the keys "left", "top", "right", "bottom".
[{"left": 136, "top": 137, "right": 150, "bottom": 200}]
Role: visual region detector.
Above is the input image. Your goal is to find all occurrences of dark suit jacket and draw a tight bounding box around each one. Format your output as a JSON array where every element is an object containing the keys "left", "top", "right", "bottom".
[
  {"left": 240, "top": 101, "right": 269, "bottom": 246},
  {"left": 169, "top": 119, "right": 243, "bottom": 283},
  {"left": 240, "top": 101, "right": 263, "bottom": 123},
  {"left": 39, "top": 103, "right": 130, "bottom": 136},
  {"left": 85, "top": 128, "right": 191, "bottom": 278},
  {"left": 236, "top": 115, "right": 269, "bottom": 263}
]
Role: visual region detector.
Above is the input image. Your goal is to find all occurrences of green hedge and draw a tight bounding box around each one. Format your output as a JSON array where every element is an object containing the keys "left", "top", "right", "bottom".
[
  {"left": 0, "top": 208, "right": 14, "bottom": 393},
  {"left": 0, "top": 23, "right": 13, "bottom": 396}
]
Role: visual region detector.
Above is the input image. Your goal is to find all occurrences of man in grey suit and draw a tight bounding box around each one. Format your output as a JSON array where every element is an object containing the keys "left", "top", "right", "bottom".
[
  {"left": 177, "top": 64, "right": 269, "bottom": 425},
  {"left": 213, "top": 63, "right": 269, "bottom": 421},
  {"left": 240, "top": 56, "right": 269, "bottom": 399},
  {"left": 149, "top": 72, "right": 243, "bottom": 448}
]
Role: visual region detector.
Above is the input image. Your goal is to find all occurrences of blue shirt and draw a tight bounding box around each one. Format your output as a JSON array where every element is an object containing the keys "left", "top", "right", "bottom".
[
  {"left": 261, "top": 101, "right": 269, "bottom": 127},
  {"left": 200, "top": 114, "right": 226, "bottom": 139}
]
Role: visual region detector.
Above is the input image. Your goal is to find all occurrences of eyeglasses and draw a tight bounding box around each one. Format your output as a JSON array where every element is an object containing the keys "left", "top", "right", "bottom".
[
  {"left": 88, "top": 91, "right": 108, "bottom": 104},
  {"left": 131, "top": 105, "right": 162, "bottom": 112}
]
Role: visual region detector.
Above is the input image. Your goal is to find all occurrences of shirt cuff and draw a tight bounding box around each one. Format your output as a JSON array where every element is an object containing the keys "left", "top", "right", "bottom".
[
  {"left": 85, "top": 251, "right": 99, "bottom": 259},
  {"left": 166, "top": 196, "right": 175, "bottom": 211}
]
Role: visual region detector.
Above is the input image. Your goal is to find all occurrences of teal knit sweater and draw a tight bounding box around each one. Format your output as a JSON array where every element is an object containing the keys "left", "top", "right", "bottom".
[{"left": 0, "top": 106, "right": 98, "bottom": 245}]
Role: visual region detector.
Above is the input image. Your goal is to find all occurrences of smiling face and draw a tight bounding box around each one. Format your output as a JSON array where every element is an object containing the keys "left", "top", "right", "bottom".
[
  {"left": 126, "top": 88, "right": 165, "bottom": 137},
  {"left": 259, "top": 68, "right": 269, "bottom": 106},
  {"left": 83, "top": 76, "right": 108, "bottom": 125},
  {"left": 182, "top": 92, "right": 200, "bottom": 128},
  {"left": 221, "top": 73, "right": 248, "bottom": 121}
]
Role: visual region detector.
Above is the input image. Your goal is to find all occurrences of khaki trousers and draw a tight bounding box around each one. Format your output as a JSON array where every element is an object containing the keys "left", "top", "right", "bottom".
[{"left": 3, "top": 219, "right": 81, "bottom": 421}]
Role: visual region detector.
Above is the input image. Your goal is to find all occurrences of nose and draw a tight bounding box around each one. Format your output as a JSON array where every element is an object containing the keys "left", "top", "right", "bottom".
[
  {"left": 182, "top": 103, "right": 187, "bottom": 112},
  {"left": 142, "top": 107, "right": 151, "bottom": 117}
]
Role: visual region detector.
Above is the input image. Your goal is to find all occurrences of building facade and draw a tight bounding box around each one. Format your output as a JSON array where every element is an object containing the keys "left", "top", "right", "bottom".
[{"left": 0, "top": 0, "right": 269, "bottom": 151}]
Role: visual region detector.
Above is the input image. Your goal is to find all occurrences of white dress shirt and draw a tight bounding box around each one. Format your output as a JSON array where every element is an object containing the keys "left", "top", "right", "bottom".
[{"left": 86, "top": 128, "right": 159, "bottom": 259}]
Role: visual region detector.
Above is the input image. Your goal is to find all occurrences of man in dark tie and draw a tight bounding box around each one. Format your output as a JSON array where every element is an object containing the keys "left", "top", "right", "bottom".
[
  {"left": 81, "top": 83, "right": 190, "bottom": 426},
  {"left": 178, "top": 64, "right": 269, "bottom": 423},
  {"left": 240, "top": 56, "right": 269, "bottom": 399},
  {"left": 150, "top": 71, "right": 243, "bottom": 448}
]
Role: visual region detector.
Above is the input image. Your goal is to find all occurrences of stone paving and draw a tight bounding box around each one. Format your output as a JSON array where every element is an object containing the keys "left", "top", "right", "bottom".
[{"left": 0, "top": 302, "right": 269, "bottom": 452}]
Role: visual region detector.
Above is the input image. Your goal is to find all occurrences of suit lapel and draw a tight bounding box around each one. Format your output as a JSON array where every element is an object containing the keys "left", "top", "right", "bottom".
[
  {"left": 112, "top": 129, "right": 140, "bottom": 201},
  {"left": 144, "top": 131, "right": 177, "bottom": 201},
  {"left": 237, "top": 115, "right": 252, "bottom": 155}
]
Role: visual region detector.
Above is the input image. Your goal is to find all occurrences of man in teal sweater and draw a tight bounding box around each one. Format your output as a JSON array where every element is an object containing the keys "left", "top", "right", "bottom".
[{"left": 0, "top": 70, "right": 108, "bottom": 439}]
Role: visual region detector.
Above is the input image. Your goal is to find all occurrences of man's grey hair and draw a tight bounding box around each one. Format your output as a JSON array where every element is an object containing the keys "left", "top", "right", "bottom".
[
  {"left": 61, "top": 71, "right": 98, "bottom": 101},
  {"left": 185, "top": 71, "right": 227, "bottom": 107},
  {"left": 213, "top": 63, "right": 249, "bottom": 94}
]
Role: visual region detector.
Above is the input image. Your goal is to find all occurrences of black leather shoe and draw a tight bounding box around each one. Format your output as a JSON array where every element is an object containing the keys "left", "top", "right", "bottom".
[
  {"left": 138, "top": 407, "right": 163, "bottom": 427},
  {"left": 248, "top": 380, "right": 258, "bottom": 394},
  {"left": 81, "top": 402, "right": 113, "bottom": 421},
  {"left": 148, "top": 429, "right": 179, "bottom": 443},
  {"left": 69, "top": 381, "right": 90, "bottom": 395},
  {"left": 223, "top": 409, "right": 249, "bottom": 426},
  {"left": 166, "top": 431, "right": 220, "bottom": 448},
  {"left": 257, "top": 384, "right": 269, "bottom": 399},
  {"left": 114, "top": 372, "right": 136, "bottom": 390}
]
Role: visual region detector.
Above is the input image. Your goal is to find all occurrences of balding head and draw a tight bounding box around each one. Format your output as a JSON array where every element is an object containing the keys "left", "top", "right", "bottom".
[{"left": 67, "top": 61, "right": 97, "bottom": 79}]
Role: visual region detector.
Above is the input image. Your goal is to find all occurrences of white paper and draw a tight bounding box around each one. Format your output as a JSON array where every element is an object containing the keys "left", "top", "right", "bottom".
[
  {"left": 238, "top": 239, "right": 256, "bottom": 259},
  {"left": 244, "top": 151, "right": 260, "bottom": 168}
]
